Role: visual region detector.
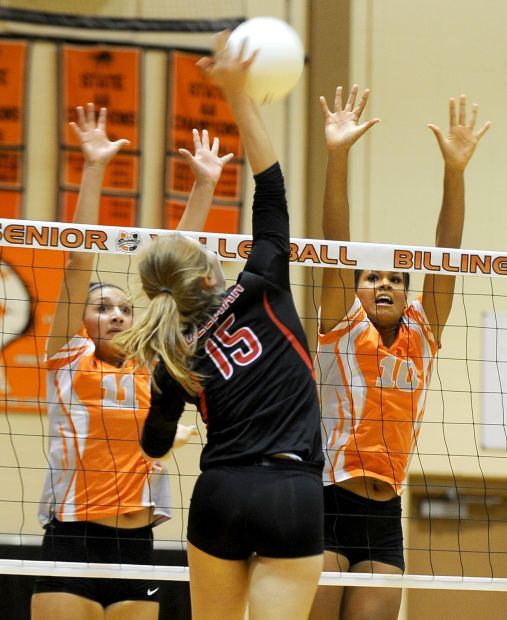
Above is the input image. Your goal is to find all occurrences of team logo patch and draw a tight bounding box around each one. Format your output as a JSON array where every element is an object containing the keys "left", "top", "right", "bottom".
[{"left": 115, "top": 231, "right": 141, "bottom": 253}]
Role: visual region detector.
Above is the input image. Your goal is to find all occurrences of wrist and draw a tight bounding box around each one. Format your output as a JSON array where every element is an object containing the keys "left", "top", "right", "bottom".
[
  {"left": 83, "top": 160, "right": 107, "bottom": 173},
  {"left": 327, "top": 148, "right": 350, "bottom": 161},
  {"left": 194, "top": 177, "right": 218, "bottom": 189},
  {"left": 444, "top": 164, "right": 466, "bottom": 176},
  {"left": 224, "top": 88, "right": 251, "bottom": 106}
]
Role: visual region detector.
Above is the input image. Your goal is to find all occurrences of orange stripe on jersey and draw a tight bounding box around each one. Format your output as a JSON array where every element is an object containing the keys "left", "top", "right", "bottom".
[
  {"left": 39, "top": 331, "right": 171, "bottom": 526},
  {"left": 47, "top": 344, "right": 90, "bottom": 370},
  {"left": 317, "top": 296, "right": 438, "bottom": 494},
  {"left": 319, "top": 304, "right": 364, "bottom": 345}
]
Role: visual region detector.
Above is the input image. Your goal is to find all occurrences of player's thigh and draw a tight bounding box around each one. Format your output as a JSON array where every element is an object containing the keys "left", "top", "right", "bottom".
[
  {"left": 187, "top": 542, "right": 250, "bottom": 620},
  {"left": 105, "top": 600, "right": 159, "bottom": 620},
  {"left": 31, "top": 592, "right": 104, "bottom": 620},
  {"left": 341, "top": 561, "right": 402, "bottom": 620},
  {"left": 308, "top": 550, "right": 349, "bottom": 620},
  {"left": 248, "top": 553, "right": 323, "bottom": 620}
]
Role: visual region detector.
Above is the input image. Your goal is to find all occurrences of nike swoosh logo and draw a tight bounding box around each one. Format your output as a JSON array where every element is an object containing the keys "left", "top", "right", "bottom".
[{"left": 147, "top": 587, "right": 160, "bottom": 596}]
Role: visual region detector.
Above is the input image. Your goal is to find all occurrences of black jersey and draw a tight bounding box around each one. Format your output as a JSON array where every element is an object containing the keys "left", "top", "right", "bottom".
[{"left": 142, "top": 162, "right": 323, "bottom": 470}]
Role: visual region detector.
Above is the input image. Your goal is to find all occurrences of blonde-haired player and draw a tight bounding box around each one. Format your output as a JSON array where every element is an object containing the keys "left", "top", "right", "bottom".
[
  {"left": 311, "top": 85, "right": 490, "bottom": 620},
  {"left": 31, "top": 104, "right": 233, "bottom": 620}
]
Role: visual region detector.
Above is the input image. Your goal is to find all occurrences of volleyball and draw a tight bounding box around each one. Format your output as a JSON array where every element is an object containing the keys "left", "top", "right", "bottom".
[{"left": 226, "top": 17, "right": 305, "bottom": 104}]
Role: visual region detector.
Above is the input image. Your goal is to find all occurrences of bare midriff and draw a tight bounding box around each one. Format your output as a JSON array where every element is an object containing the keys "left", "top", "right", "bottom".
[
  {"left": 337, "top": 476, "right": 398, "bottom": 501},
  {"left": 93, "top": 506, "right": 155, "bottom": 529}
]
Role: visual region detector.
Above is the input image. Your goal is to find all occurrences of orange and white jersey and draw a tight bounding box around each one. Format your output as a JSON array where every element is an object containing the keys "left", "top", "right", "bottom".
[
  {"left": 38, "top": 328, "right": 171, "bottom": 525},
  {"left": 316, "top": 296, "right": 438, "bottom": 494}
]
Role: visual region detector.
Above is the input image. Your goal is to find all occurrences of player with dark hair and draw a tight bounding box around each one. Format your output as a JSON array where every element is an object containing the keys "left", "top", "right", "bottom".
[{"left": 310, "top": 85, "right": 490, "bottom": 620}]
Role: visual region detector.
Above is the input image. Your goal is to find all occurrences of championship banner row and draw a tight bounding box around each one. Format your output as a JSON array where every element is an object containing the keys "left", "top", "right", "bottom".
[{"left": 0, "top": 40, "right": 244, "bottom": 231}]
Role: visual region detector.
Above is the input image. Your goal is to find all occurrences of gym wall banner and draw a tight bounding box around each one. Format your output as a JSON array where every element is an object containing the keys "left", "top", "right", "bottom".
[
  {"left": 165, "top": 50, "right": 244, "bottom": 233},
  {"left": 0, "top": 247, "right": 64, "bottom": 414},
  {"left": 0, "top": 40, "right": 28, "bottom": 219},
  {"left": 59, "top": 45, "right": 141, "bottom": 227}
]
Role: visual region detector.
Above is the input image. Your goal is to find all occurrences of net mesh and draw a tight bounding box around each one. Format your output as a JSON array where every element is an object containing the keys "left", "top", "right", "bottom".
[{"left": 0, "top": 220, "right": 506, "bottom": 593}]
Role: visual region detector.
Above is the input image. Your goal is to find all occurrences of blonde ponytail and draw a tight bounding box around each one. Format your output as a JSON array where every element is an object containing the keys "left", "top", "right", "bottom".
[{"left": 115, "top": 233, "right": 222, "bottom": 395}]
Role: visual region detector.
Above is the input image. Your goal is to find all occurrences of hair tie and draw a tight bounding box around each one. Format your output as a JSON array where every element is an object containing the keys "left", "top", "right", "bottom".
[{"left": 159, "top": 287, "right": 172, "bottom": 296}]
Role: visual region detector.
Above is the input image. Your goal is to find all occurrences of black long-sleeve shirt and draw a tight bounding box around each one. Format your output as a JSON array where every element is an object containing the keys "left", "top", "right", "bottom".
[{"left": 142, "top": 162, "right": 323, "bottom": 470}]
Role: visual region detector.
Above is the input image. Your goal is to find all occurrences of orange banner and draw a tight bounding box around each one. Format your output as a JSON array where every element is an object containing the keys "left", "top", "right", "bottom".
[
  {"left": 60, "top": 45, "right": 141, "bottom": 226},
  {"left": 0, "top": 247, "right": 65, "bottom": 413},
  {"left": 61, "top": 150, "right": 139, "bottom": 193},
  {"left": 0, "top": 189, "right": 21, "bottom": 218},
  {"left": 0, "top": 40, "right": 28, "bottom": 218},
  {"left": 165, "top": 197, "right": 241, "bottom": 234},
  {"left": 166, "top": 50, "right": 243, "bottom": 232},
  {"left": 61, "top": 191, "right": 137, "bottom": 228}
]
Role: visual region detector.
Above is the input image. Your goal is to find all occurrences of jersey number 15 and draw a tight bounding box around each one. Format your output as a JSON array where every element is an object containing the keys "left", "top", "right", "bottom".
[{"left": 205, "top": 314, "right": 262, "bottom": 380}]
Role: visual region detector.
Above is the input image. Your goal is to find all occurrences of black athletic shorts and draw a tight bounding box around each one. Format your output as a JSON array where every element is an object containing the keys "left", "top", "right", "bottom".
[
  {"left": 323, "top": 484, "right": 405, "bottom": 571},
  {"left": 33, "top": 519, "right": 160, "bottom": 606},
  {"left": 188, "top": 460, "right": 324, "bottom": 561}
]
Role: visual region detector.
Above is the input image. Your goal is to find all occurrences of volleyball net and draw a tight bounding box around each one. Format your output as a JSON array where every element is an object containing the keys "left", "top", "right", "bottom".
[{"left": 0, "top": 217, "right": 506, "bottom": 593}]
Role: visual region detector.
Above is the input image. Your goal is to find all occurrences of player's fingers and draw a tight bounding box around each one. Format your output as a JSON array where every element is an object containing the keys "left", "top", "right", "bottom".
[
  {"left": 449, "top": 97, "right": 456, "bottom": 128},
  {"left": 97, "top": 107, "right": 107, "bottom": 132},
  {"left": 196, "top": 57, "right": 213, "bottom": 75},
  {"left": 334, "top": 86, "right": 343, "bottom": 113},
  {"left": 220, "top": 152, "right": 235, "bottom": 164},
  {"left": 458, "top": 94, "right": 466, "bottom": 126},
  {"left": 357, "top": 118, "right": 380, "bottom": 137},
  {"left": 355, "top": 89, "right": 371, "bottom": 117},
  {"left": 86, "top": 102, "right": 95, "bottom": 127},
  {"left": 468, "top": 102, "right": 478, "bottom": 130},
  {"left": 319, "top": 96, "right": 331, "bottom": 117},
  {"left": 214, "top": 30, "right": 230, "bottom": 54},
  {"left": 76, "top": 106, "right": 86, "bottom": 130},
  {"left": 69, "top": 121, "right": 81, "bottom": 140},
  {"left": 178, "top": 148, "right": 193, "bottom": 163},
  {"left": 191, "top": 128, "right": 202, "bottom": 151},
  {"left": 112, "top": 138, "right": 130, "bottom": 150},
  {"left": 475, "top": 120, "right": 491, "bottom": 140},
  {"left": 241, "top": 48, "right": 259, "bottom": 70},
  {"left": 201, "top": 128, "right": 210, "bottom": 150},
  {"left": 428, "top": 123, "right": 445, "bottom": 148},
  {"left": 345, "top": 84, "right": 358, "bottom": 111}
]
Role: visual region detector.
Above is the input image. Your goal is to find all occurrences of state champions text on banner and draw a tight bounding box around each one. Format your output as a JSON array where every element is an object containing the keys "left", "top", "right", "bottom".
[
  {"left": 166, "top": 50, "right": 244, "bottom": 233},
  {"left": 59, "top": 44, "right": 142, "bottom": 227}
]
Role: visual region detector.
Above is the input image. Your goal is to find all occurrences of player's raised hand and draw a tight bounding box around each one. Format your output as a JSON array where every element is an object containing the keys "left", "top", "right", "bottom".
[
  {"left": 320, "top": 84, "right": 380, "bottom": 152},
  {"left": 196, "top": 30, "right": 257, "bottom": 96},
  {"left": 179, "top": 128, "right": 234, "bottom": 186},
  {"left": 70, "top": 103, "right": 130, "bottom": 167},
  {"left": 428, "top": 95, "right": 490, "bottom": 171}
]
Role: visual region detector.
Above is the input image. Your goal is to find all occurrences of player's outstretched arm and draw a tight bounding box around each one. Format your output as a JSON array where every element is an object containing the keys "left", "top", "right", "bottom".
[
  {"left": 320, "top": 85, "right": 380, "bottom": 334},
  {"left": 423, "top": 95, "right": 490, "bottom": 342},
  {"left": 47, "top": 104, "right": 129, "bottom": 358},
  {"left": 177, "top": 128, "right": 234, "bottom": 232},
  {"left": 197, "top": 31, "right": 275, "bottom": 176}
]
